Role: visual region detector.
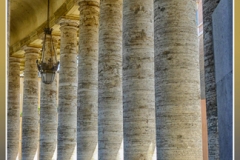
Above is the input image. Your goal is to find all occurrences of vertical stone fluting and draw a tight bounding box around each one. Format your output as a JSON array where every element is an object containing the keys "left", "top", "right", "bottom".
[
  {"left": 7, "top": 57, "right": 20, "bottom": 160},
  {"left": 98, "top": 0, "right": 123, "bottom": 159},
  {"left": 57, "top": 19, "right": 78, "bottom": 160},
  {"left": 154, "top": 1, "right": 202, "bottom": 159},
  {"left": 39, "top": 35, "right": 58, "bottom": 160},
  {"left": 123, "top": 0, "right": 156, "bottom": 159},
  {"left": 21, "top": 47, "right": 39, "bottom": 160},
  {"left": 203, "top": 0, "right": 220, "bottom": 159},
  {"left": 77, "top": 1, "right": 99, "bottom": 159}
]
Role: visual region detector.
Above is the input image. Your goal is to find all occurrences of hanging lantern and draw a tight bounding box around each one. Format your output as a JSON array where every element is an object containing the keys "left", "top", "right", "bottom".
[{"left": 36, "top": 0, "right": 59, "bottom": 84}]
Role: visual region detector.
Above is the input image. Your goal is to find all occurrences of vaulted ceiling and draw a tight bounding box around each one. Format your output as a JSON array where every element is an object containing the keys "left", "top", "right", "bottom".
[{"left": 9, "top": 0, "right": 80, "bottom": 73}]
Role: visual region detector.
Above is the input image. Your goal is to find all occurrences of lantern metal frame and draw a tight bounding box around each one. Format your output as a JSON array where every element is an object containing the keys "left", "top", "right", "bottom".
[{"left": 36, "top": 0, "right": 59, "bottom": 84}]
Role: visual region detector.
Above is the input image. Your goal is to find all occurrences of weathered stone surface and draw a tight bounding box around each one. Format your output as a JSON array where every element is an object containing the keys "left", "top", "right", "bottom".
[
  {"left": 39, "top": 35, "right": 58, "bottom": 160},
  {"left": 77, "top": 1, "right": 99, "bottom": 159},
  {"left": 98, "top": 0, "right": 123, "bottom": 159},
  {"left": 212, "top": 0, "right": 233, "bottom": 159},
  {"left": 22, "top": 47, "right": 40, "bottom": 160},
  {"left": 123, "top": 0, "right": 156, "bottom": 159},
  {"left": 203, "top": 0, "right": 221, "bottom": 159},
  {"left": 154, "top": 0, "right": 203, "bottom": 159},
  {"left": 57, "top": 19, "right": 78, "bottom": 160},
  {"left": 7, "top": 57, "right": 20, "bottom": 160}
]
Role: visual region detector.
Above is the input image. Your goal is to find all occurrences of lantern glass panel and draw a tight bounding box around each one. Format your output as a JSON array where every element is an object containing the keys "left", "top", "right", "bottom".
[{"left": 41, "top": 72, "right": 55, "bottom": 84}]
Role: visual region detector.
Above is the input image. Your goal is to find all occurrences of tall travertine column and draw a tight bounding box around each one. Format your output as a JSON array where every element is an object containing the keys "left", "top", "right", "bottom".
[
  {"left": 123, "top": 0, "right": 156, "bottom": 159},
  {"left": 98, "top": 0, "right": 123, "bottom": 159},
  {"left": 7, "top": 57, "right": 20, "bottom": 160},
  {"left": 22, "top": 47, "right": 40, "bottom": 160},
  {"left": 18, "top": 77, "right": 24, "bottom": 160},
  {"left": 154, "top": 1, "right": 202, "bottom": 159},
  {"left": 57, "top": 18, "right": 78, "bottom": 160},
  {"left": 203, "top": 0, "right": 220, "bottom": 159},
  {"left": 77, "top": 1, "right": 99, "bottom": 159},
  {"left": 39, "top": 35, "right": 58, "bottom": 160}
]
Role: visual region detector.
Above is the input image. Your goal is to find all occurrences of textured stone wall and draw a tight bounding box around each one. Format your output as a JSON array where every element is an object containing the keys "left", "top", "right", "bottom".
[
  {"left": 39, "top": 35, "right": 58, "bottom": 160},
  {"left": 7, "top": 57, "right": 20, "bottom": 160},
  {"left": 154, "top": 0, "right": 202, "bottom": 159},
  {"left": 123, "top": 0, "right": 156, "bottom": 159},
  {"left": 203, "top": 0, "right": 220, "bottom": 159},
  {"left": 212, "top": 0, "right": 233, "bottom": 159},
  {"left": 21, "top": 47, "right": 39, "bottom": 160},
  {"left": 57, "top": 19, "right": 78, "bottom": 160},
  {"left": 77, "top": 0, "right": 100, "bottom": 159},
  {"left": 98, "top": 0, "right": 123, "bottom": 159}
]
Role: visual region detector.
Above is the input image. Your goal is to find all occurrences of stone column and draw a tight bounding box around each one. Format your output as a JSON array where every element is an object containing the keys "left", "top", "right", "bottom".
[
  {"left": 21, "top": 47, "right": 40, "bottom": 160},
  {"left": 77, "top": 1, "right": 99, "bottom": 159},
  {"left": 98, "top": 0, "right": 123, "bottom": 159},
  {"left": 57, "top": 18, "right": 78, "bottom": 160},
  {"left": 7, "top": 57, "right": 20, "bottom": 160},
  {"left": 203, "top": 0, "right": 220, "bottom": 159},
  {"left": 39, "top": 35, "right": 59, "bottom": 160},
  {"left": 123, "top": 0, "right": 156, "bottom": 159},
  {"left": 154, "top": 1, "right": 202, "bottom": 159},
  {"left": 18, "top": 77, "right": 24, "bottom": 160}
]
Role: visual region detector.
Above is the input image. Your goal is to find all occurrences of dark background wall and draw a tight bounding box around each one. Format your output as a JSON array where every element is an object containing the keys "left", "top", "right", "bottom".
[{"left": 212, "top": 0, "right": 233, "bottom": 159}]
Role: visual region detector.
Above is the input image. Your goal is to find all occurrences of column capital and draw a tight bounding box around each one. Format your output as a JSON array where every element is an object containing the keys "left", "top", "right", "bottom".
[
  {"left": 9, "top": 56, "right": 20, "bottom": 63},
  {"left": 23, "top": 46, "right": 41, "bottom": 54},
  {"left": 77, "top": 0, "right": 100, "bottom": 7},
  {"left": 59, "top": 17, "right": 79, "bottom": 28}
]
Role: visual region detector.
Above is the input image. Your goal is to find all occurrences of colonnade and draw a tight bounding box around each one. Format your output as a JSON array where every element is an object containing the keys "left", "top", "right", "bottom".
[{"left": 8, "top": 0, "right": 203, "bottom": 160}]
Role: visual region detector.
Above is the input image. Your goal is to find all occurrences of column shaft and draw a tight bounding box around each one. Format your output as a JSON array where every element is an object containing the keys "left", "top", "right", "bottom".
[
  {"left": 203, "top": 0, "right": 220, "bottom": 159},
  {"left": 8, "top": 57, "right": 20, "bottom": 160},
  {"left": 98, "top": 0, "right": 123, "bottom": 159},
  {"left": 123, "top": 0, "right": 156, "bottom": 159},
  {"left": 39, "top": 35, "right": 58, "bottom": 160},
  {"left": 154, "top": 0, "right": 202, "bottom": 159},
  {"left": 22, "top": 47, "right": 39, "bottom": 160},
  {"left": 77, "top": 1, "right": 99, "bottom": 159},
  {"left": 57, "top": 19, "right": 78, "bottom": 160}
]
